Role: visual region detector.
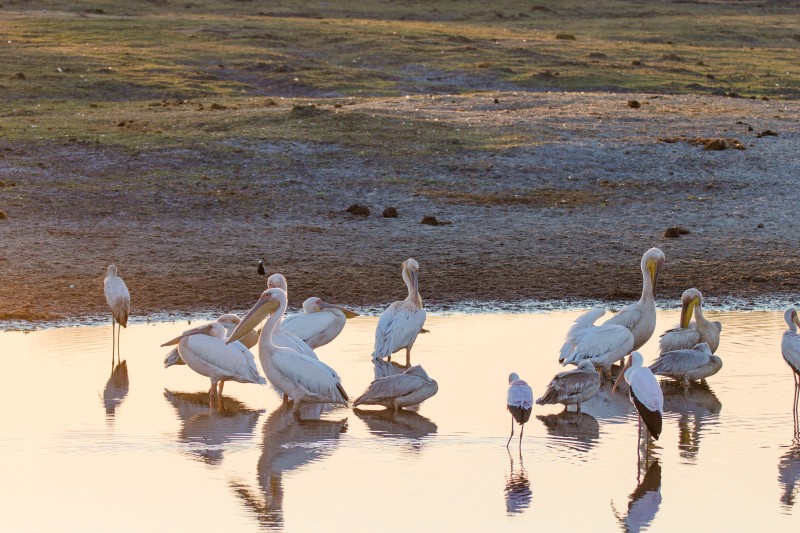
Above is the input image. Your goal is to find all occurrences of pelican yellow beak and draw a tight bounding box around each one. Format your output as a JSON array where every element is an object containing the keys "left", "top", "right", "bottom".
[
  {"left": 227, "top": 295, "right": 279, "bottom": 344},
  {"left": 612, "top": 357, "right": 632, "bottom": 393},
  {"left": 680, "top": 297, "right": 699, "bottom": 329},
  {"left": 793, "top": 312, "right": 800, "bottom": 330},
  {"left": 648, "top": 259, "right": 662, "bottom": 298},
  {"left": 410, "top": 269, "right": 422, "bottom": 308},
  {"left": 319, "top": 301, "right": 359, "bottom": 319},
  {"left": 161, "top": 324, "right": 211, "bottom": 347}
]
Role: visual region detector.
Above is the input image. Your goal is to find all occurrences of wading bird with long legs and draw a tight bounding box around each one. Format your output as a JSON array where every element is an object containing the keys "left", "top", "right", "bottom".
[{"left": 104, "top": 264, "right": 130, "bottom": 365}]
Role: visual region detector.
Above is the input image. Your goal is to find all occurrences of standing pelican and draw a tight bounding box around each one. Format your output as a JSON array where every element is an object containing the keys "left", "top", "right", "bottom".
[
  {"left": 227, "top": 288, "right": 349, "bottom": 410},
  {"left": 164, "top": 314, "right": 260, "bottom": 368},
  {"left": 506, "top": 373, "right": 533, "bottom": 447},
  {"left": 614, "top": 352, "right": 663, "bottom": 441},
  {"left": 536, "top": 360, "right": 601, "bottom": 411},
  {"left": 559, "top": 307, "right": 635, "bottom": 380},
  {"left": 161, "top": 322, "right": 265, "bottom": 401},
  {"left": 353, "top": 365, "right": 438, "bottom": 410},
  {"left": 372, "top": 258, "right": 426, "bottom": 365},
  {"left": 781, "top": 308, "right": 800, "bottom": 412},
  {"left": 659, "top": 288, "right": 722, "bottom": 355},
  {"left": 649, "top": 342, "right": 722, "bottom": 386},
  {"left": 263, "top": 274, "right": 320, "bottom": 359},
  {"left": 603, "top": 248, "right": 666, "bottom": 358},
  {"left": 281, "top": 297, "right": 359, "bottom": 350},
  {"left": 104, "top": 264, "right": 130, "bottom": 362}
]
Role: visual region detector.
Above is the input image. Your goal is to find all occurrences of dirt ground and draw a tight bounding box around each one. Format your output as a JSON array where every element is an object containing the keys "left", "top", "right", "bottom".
[{"left": 1, "top": 2, "right": 799, "bottom": 326}]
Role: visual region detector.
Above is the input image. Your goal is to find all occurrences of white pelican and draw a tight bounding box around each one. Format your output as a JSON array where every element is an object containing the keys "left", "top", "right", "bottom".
[
  {"left": 281, "top": 297, "right": 359, "bottom": 350},
  {"left": 263, "top": 274, "right": 320, "bottom": 359},
  {"left": 649, "top": 342, "right": 722, "bottom": 385},
  {"left": 559, "top": 307, "right": 634, "bottom": 379},
  {"left": 782, "top": 308, "right": 800, "bottom": 411},
  {"left": 536, "top": 360, "right": 601, "bottom": 411},
  {"left": 104, "top": 264, "right": 130, "bottom": 360},
  {"left": 372, "top": 258, "right": 426, "bottom": 365},
  {"left": 161, "top": 321, "right": 266, "bottom": 401},
  {"left": 164, "top": 314, "right": 260, "bottom": 368},
  {"left": 659, "top": 288, "right": 721, "bottom": 355},
  {"left": 614, "top": 351, "right": 663, "bottom": 440},
  {"left": 603, "top": 248, "right": 666, "bottom": 356},
  {"left": 506, "top": 373, "right": 533, "bottom": 447},
  {"left": 227, "top": 288, "right": 349, "bottom": 410},
  {"left": 353, "top": 365, "right": 438, "bottom": 410}
]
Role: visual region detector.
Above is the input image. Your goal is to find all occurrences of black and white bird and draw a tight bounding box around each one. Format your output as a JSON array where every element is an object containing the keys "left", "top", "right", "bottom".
[
  {"left": 506, "top": 373, "right": 533, "bottom": 447},
  {"left": 615, "top": 351, "right": 664, "bottom": 441}
]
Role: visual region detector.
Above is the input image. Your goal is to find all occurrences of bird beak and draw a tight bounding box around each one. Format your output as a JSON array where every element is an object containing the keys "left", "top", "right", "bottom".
[
  {"left": 410, "top": 269, "right": 422, "bottom": 307},
  {"left": 227, "top": 295, "right": 280, "bottom": 344},
  {"left": 611, "top": 357, "right": 632, "bottom": 393},
  {"left": 649, "top": 260, "right": 662, "bottom": 298},
  {"left": 161, "top": 324, "right": 210, "bottom": 347},
  {"left": 680, "top": 297, "right": 697, "bottom": 329},
  {"left": 319, "top": 301, "right": 359, "bottom": 318},
  {"left": 793, "top": 313, "right": 800, "bottom": 330}
]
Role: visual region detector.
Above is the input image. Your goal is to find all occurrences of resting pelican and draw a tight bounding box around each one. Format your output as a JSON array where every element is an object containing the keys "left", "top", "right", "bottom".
[
  {"left": 161, "top": 321, "right": 265, "bottom": 401},
  {"left": 659, "top": 288, "right": 721, "bottom": 355},
  {"left": 164, "top": 314, "right": 259, "bottom": 368},
  {"left": 372, "top": 258, "right": 426, "bottom": 365},
  {"left": 782, "top": 308, "right": 800, "bottom": 412},
  {"left": 227, "top": 288, "right": 349, "bottom": 410},
  {"left": 536, "top": 360, "right": 601, "bottom": 411},
  {"left": 506, "top": 373, "right": 533, "bottom": 447},
  {"left": 559, "top": 307, "right": 634, "bottom": 379},
  {"left": 354, "top": 365, "right": 438, "bottom": 410},
  {"left": 649, "top": 342, "right": 722, "bottom": 386},
  {"left": 603, "top": 248, "right": 666, "bottom": 357},
  {"left": 614, "top": 351, "right": 663, "bottom": 440},
  {"left": 104, "top": 264, "right": 130, "bottom": 362},
  {"left": 281, "top": 297, "right": 359, "bottom": 350}
]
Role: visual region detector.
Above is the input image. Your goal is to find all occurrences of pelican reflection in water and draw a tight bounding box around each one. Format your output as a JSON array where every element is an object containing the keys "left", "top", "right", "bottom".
[
  {"left": 353, "top": 408, "right": 437, "bottom": 453},
  {"left": 536, "top": 410, "right": 600, "bottom": 453},
  {"left": 164, "top": 390, "right": 264, "bottom": 465},
  {"left": 505, "top": 449, "right": 532, "bottom": 515},
  {"left": 102, "top": 359, "right": 129, "bottom": 417},
  {"left": 661, "top": 380, "right": 721, "bottom": 462},
  {"left": 778, "top": 407, "right": 800, "bottom": 509},
  {"left": 612, "top": 460, "right": 662, "bottom": 533},
  {"left": 230, "top": 403, "right": 348, "bottom": 529}
]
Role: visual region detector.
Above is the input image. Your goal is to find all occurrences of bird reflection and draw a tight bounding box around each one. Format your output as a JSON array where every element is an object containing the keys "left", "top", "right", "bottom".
[
  {"left": 163, "top": 390, "right": 263, "bottom": 465},
  {"left": 505, "top": 448, "right": 532, "bottom": 515},
  {"left": 579, "top": 382, "right": 635, "bottom": 422},
  {"left": 230, "top": 403, "right": 348, "bottom": 529},
  {"left": 372, "top": 358, "right": 409, "bottom": 379},
  {"left": 102, "top": 359, "right": 129, "bottom": 417},
  {"left": 661, "top": 380, "right": 721, "bottom": 462},
  {"left": 612, "top": 460, "right": 662, "bottom": 533},
  {"left": 778, "top": 410, "right": 800, "bottom": 509},
  {"left": 536, "top": 410, "right": 600, "bottom": 452},
  {"left": 353, "top": 408, "right": 437, "bottom": 453}
]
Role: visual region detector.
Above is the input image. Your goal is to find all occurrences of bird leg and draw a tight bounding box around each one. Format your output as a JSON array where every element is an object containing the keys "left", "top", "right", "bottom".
[
  {"left": 506, "top": 416, "right": 514, "bottom": 448},
  {"left": 111, "top": 316, "right": 116, "bottom": 365},
  {"left": 519, "top": 423, "right": 524, "bottom": 447},
  {"left": 209, "top": 381, "right": 218, "bottom": 398},
  {"left": 218, "top": 380, "right": 225, "bottom": 396},
  {"left": 405, "top": 347, "right": 411, "bottom": 367}
]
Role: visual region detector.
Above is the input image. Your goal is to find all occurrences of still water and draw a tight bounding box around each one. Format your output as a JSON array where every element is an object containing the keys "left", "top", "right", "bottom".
[{"left": 1, "top": 309, "right": 798, "bottom": 532}]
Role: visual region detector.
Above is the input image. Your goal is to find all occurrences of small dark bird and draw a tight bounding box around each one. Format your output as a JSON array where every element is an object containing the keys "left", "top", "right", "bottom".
[{"left": 257, "top": 260, "right": 266, "bottom": 276}]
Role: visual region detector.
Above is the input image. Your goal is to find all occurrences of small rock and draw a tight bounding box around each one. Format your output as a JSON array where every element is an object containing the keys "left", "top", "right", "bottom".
[
  {"left": 631, "top": 60, "right": 643, "bottom": 66},
  {"left": 421, "top": 216, "right": 452, "bottom": 226},
  {"left": 747, "top": 126, "right": 754, "bottom": 132},
  {"left": 627, "top": 100, "right": 641, "bottom": 109},
  {"left": 555, "top": 33, "right": 576, "bottom": 40},
  {"left": 11, "top": 72, "right": 25, "bottom": 80},
  {"left": 664, "top": 226, "right": 690, "bottom": 238},
  {"left": 756, "top": 223, "right": 764, "bottom": 229},
  {"left": 382, "top": 207, "right": 398, "bottom": 218},
  {"left": 494, "top": 98, "right": 499, "bottom": 104},
  {"left": 703, "top": 139, "right": 727, "bottom": 151},
  {"left": 0, "top": 210, "right": 7, "bottom": 219},
  {"left": 346, "top": 204, "right": 370, "bottom": 216},
  {"left": 264, "top": 98, "right": 277, "bottom": 106},
  {"left": 209, "top": 102, "right": 227, "bottom": 110},
  {"left": 756, "top": 129, "right": 777, "bottom": 138},
  {"left": 588, "top": 52, "right": 607, "bottom": 59}
]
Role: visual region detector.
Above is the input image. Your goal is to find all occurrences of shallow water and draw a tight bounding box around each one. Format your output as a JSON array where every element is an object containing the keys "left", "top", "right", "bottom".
[{"left": 1, "top": 310, "right": 798, "bottom": 532}]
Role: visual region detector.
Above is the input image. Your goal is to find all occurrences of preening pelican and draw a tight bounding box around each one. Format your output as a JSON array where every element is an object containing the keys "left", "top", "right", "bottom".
[
  {"left": 603, "top": 248, "right": 666, "bottom": 354},
  {"left": 372, "top": 258, "right": 426, "bottom": 365},
  {"left": 506, "top": 373, "right": 533, "bottom": 447},
  {"left": 659, "top": 288, "right": 721, "bottom": 355},
  {"left": 161, "top": 322, "right": 265, "bottom": 400},
  {"left": 164, "top": 314, "right": 259, "bottom": 368},
  {"left": 536, "top": 360, "right": 601, "bottom": 411},
  {"left": 559, "top": 307, "right": 634, "bottom": 379},
  {"left": 227, "top": 288, "right": 349, "bottom": 410},
  {"left": 281, "top": 297, "right": 359, "bottom": 350},
  {"left": 649, "top": 342, "right": 722, "bottom": 385},
  {"left": 781, "top": 308, "right": 800, "bottom": 412},
  {"left": 354, "top": 365, "right": 438, "bottom": 410},
  {"left": 263, "top": 274, "right": 320, "bottom": 359},
  {"left": 104, "top": 264, "right": 130, "bottom": 361},
  {"left": 614, "top": 352, "right": 663, "bottom": 440}
]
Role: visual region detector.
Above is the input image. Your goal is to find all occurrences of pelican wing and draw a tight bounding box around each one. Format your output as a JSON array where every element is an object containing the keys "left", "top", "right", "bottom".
[
  {"left": 272, "top": 349, "right": 348, "bottom": 403},
  {"left": 273, "top": 330, "right": 318, "bottom": 360},
  {"left": 650, "top": 345, "right": 711, "bottom": 376},
  {"left": 781, "top": 332, "right": 800, "bottom": 372},
  {"left": 373, "top": 302, "right": 427, "bottom": 358},
  {"left": 537, "top": 369, "right": 600, "bottom": 405},
  {"left": 507, "top": 381, "right": 533, "bottom": 408},
  {"left": 282, "top": 311, "right": 344, "bottom": 349},
  {"left": 559, "top": 307, "right": 606, "bottom": 361},
  {"left": 164, "top": 347, "right": 185, "bottom": 368},
  {"left": 354, "top": 373, "right": 428, "bottom": 405},
  {"left": 183, "top": 336, "right": 265, "bottom": 384},
  {"left": 658, "top": 324, "right": 701, "bottom": 354},
  {"left": 564, "top": 325, "right": 633, "bottom": 366},
  {"left": 603, "top": 305, "right": 642, "bottom": 331},
  {"left": 628, "top": 368, "right": 663, "bottom": 413},
  {"left": 104, "top": 276, "right": 130, "bottom": 327}
]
